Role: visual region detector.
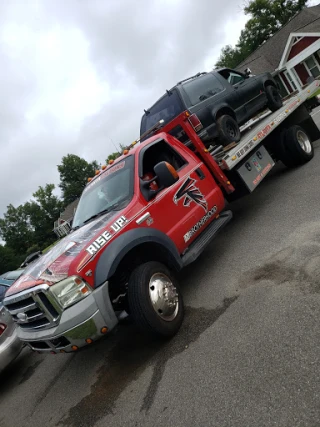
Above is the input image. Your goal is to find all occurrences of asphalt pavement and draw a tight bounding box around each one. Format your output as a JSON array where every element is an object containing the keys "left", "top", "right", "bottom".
[{"left": 1, "top": 111, "right": 320, "bottom": 427}]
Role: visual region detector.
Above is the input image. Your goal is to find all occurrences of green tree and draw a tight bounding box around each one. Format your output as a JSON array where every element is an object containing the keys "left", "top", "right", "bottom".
[
  {"left": 0, "top": 245, "right": 22, "bottom": 274},
  {"left": 26, "top": 184, "right": 64, "bottom": 248},
  {"left": 58, "top": 154, "right": 99, "bottom": 205},
  {"left": 215, "top": 45, "right": 245, "bottom": 69},
  {"left": 0, "top": 184, "right": 63, "bottom": 256},
  {"left": 0, "top": 204, "right": 34, "bottom": 255},
  {"left": 106, "top": 152, "right": 121, "bottom": 163},
  {"left": 215, "top": 0, "right": 308, "bottom": 68}
]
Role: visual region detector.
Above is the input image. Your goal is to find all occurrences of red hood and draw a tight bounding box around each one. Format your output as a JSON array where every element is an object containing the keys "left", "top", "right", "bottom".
[{"left": 6, "top": 210, "right": 121, "bottom": 297}]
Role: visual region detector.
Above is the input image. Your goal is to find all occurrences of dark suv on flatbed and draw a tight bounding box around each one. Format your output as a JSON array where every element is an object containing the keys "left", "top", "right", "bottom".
[{"left": 140, "top": 68, "right": 283, "bottom": 147}]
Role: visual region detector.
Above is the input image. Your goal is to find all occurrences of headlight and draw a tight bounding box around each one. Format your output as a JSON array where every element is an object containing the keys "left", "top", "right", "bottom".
[{"left": 50, "top": 276, "right": 92, "bottom": 309}]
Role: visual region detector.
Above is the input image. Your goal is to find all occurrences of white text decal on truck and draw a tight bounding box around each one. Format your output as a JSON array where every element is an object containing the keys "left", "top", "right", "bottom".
[
  {"left": 184, "top": 206, "right": 217, "bottom": 243},
  {"left": 86, "top": 216, "right": 128, "bottom": 255}
]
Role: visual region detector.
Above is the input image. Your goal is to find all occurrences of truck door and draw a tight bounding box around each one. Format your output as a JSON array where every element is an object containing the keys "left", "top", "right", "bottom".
[
  {"left": 227, "top": 70, "right": 265, "bottom": 119},
  {"left": 138, "top": 138, "right": 223, "bottom": 253}
]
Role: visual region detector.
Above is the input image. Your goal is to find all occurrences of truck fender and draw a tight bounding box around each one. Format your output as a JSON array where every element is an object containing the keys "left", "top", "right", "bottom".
[
  {"left": 94, "top": 228, "right": 183, "bottom": 288},
  {"left": 213, "top": 104, "right": 236, "bottom": 121}
]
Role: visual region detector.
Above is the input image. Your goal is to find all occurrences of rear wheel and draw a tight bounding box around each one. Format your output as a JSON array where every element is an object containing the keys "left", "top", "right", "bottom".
[
  {"left": 217, "top": 114, "right": 241, "bottom": 147},
  {"left": 127, "top": 261, "right": 184, "bottom": 337},
  {"left": 265, "top": 85, "right": 283, "bottom": 112},
  {"left": 279, "top": 125, "right": 314, "bottom": 168}
]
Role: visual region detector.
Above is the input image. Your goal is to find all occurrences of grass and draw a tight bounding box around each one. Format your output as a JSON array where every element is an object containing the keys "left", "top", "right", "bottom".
[
  {"left": 308, "top": 88, "right": 320, "bottom": 99},
  {"left": 42, "top": 240, "right": 60, "bottom": 254}
]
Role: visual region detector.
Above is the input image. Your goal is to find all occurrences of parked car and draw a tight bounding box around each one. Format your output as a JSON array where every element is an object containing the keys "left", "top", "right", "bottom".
[
  {"left": 140, "top": 68, "right": 283, "bottom": 147},
  {"left": 20, "top": 251, "right": 42, "bottom": 268},
  {"left": 0, "top": 283, "right": 24, "bottom": 374},
  {"left": 0, "top": 269, "right": 25, "bottom": 286}
]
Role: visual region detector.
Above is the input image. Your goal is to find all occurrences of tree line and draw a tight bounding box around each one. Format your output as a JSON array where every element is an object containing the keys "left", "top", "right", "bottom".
[
  {"left": 0, "top": 152, "right": 118, "bottom": 274},
  {"left": 215, "top": 0, "right": 308, "bottom": 69}
]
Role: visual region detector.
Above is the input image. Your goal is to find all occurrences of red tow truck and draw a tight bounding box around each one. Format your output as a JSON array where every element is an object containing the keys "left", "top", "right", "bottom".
[{"left": 3, "top": 80, "right": 320, "bottom": 353}]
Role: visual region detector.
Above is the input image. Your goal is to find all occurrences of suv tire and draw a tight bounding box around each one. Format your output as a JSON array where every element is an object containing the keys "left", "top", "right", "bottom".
[
  {"left": 216, "top": 114, "right": 241, "bottom": 147},
  {"left": 266, "top": 85, "right": 283, "bottom": 112}
]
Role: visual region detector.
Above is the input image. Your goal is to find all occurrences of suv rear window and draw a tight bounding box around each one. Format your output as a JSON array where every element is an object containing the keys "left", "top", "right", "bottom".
[
  {"left": 182, "top": 74, "right": 224, "bottom": 105},
  {"left": 140, "top": 90, "right": 184, "bottom": 135}
]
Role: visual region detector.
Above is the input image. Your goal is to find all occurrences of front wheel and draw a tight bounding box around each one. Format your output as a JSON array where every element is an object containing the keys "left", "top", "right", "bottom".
[
  {"left": 279, "top": 125, "right": 314, "bottom": 168},
  {"left": 127, "top": 261, "right": 184, "bottom": 337}
]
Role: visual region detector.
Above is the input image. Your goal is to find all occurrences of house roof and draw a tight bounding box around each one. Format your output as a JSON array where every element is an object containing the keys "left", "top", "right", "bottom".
[
  {"left": 60, "top": 199, "right": 79, "bottom": 222},
  {"left": 235, "top": 5, "right": 320, "bottom": 75}
]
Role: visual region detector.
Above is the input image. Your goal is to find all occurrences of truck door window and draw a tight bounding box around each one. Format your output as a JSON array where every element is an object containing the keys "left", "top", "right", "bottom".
[
  {"left": 182, "top": 74, "right": 224, "bottom": 105},
  {"left": 228, "top": 71, "right": 245, "bottom": 85},
  {"left": 218, "top": 69, "right": 246, "bottom": 86},
  {"left": 140, "top": 140, "right": 187, "bottom": 195}
]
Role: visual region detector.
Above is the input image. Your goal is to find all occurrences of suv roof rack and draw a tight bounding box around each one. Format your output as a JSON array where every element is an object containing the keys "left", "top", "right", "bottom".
[{"left": 176, "top": 71, "right": 207, "bottom": 85}]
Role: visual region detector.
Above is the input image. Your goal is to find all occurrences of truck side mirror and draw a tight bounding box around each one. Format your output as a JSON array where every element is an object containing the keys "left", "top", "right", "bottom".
[
  {"left": 244, "top": 68, "right": 251, "bottom": 78},
  {"left": 154, "top": 161, "right": 179, "bottom": 189},
  {"left": 140, "top": 162, "right": 179, "bottom": 202}
]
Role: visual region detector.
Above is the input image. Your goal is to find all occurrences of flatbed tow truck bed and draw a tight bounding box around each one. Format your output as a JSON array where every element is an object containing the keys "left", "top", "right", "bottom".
[{"left": 217, "top": 80, "right": 320, "bottom": 171}]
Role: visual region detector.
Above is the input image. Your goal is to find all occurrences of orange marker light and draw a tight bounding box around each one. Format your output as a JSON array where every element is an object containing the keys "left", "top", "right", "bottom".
[
  {"left": 71, "top": 345, "right": 79, "bottom": 351},
  {"left": 88, "top": 177, "right": 92, "bottom": 182},
  {"left": 86, "top": 338, "right": 93, "bottom": 344},
  {"left": 101, "top": 327, "right": 108, "bottom": 334},
  {"left": 101, "top": 165, "right": 107, "bottom": 170},
  {"left": 123, "top": 150, "right": 129, "bottom": 155},
  {"left": 95, "top": 170, "right": 100, "bottom": 175},
  {"left": 109, "top": 159, "right": 114, "bottom": 165},
  {"left": 165, "top": 162, "right": 179, "bottom": 179}
]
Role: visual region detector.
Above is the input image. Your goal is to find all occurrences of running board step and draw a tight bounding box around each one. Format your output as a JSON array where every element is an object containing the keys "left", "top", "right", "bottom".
[{"left": 182, "top": 210, "right": 233, "bottom": 267}]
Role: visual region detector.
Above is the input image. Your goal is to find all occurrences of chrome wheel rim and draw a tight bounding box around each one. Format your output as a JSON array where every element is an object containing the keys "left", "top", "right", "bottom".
[
  {"left": 148, "top": 273, "right": 179, "bottom": 321},
  {"left": 297, "top": 130, "right": 312, "bottom": 154}
]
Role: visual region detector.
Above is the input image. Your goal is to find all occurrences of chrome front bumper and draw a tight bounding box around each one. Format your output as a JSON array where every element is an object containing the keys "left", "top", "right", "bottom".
[{"left": 16, "top": 281, "right": 118, "bottom": 353}]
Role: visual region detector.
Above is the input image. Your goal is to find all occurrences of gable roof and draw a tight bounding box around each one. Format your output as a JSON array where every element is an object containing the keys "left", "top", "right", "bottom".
[
  {"left": 235, "top": 5, "right": 320, "bottom": 75},
  {"left": 60, "top": 199, "right": 79, "bottom": 222},
  {"left": 278, "top": 32, "right": 320, "bottom": 69}
]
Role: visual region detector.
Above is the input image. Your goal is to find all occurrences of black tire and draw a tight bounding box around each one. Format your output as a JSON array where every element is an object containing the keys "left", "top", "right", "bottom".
[
  {"left": 265, "top": 85, "right": 283, "bottom": 112},
  {"left": 279, "top": 125, "right": 314, "bottom": 168},
  {"left": 127, "top": 261, "right": 184, "bottom": 337},
  {"left": 216, "top": 114, "right": 241, "bottom": 147}
]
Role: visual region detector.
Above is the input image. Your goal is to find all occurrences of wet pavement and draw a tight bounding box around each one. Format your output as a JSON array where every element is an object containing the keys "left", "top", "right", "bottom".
[{"left": 1, "top": 132, "right": 320, "bottom": 426}]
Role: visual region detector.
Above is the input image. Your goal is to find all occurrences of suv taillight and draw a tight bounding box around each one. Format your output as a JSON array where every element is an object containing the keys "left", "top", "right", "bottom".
[
  {"left": 188, "top": 114, "right": 203, "bottom": 132},
  {"left": 0, "top": 323, "right": 7, "bottom": 336}
]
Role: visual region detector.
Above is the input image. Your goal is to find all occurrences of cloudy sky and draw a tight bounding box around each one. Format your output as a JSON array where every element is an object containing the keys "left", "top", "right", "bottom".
[{"left": 0, "top": 0, "right": 317, "bottom": 221}]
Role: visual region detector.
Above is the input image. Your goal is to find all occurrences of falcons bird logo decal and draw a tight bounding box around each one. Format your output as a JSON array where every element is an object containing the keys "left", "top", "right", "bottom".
[{"left": 173, "top": 177, "right": 208, "bottom": 212}]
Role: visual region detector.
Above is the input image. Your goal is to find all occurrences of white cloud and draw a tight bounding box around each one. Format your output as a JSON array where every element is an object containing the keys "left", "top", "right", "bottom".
[{"left": 0, "top": 0, "right": 248, "bottom": 221}]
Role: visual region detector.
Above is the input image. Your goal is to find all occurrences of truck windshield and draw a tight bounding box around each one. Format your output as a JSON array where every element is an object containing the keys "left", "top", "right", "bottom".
[
  {"left": 72, "top": 156, "right": 134, "bottom": 229},
  {"left": 140, "top": 90, "right": 183, "bottom": 135}
]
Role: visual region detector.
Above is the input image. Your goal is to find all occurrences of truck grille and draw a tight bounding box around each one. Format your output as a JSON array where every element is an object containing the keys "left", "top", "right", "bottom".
[{"left": 3, "top": 285, "right": 61, "bottom": 331}]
